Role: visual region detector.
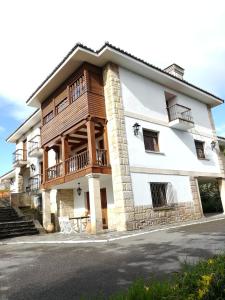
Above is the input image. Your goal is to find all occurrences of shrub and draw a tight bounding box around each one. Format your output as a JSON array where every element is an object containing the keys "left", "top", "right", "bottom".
[{"left": 110, "top": 254, "right": 225, "bottom": 300}]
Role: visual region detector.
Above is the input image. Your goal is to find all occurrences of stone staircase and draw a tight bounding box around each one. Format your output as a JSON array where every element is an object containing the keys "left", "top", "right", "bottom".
[{"left": 0, "top": 201, "right": 39, "bottom": 239}]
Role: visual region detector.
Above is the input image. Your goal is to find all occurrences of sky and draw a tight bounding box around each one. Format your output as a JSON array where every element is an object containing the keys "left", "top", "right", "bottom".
[{"left": 0, "top": 0, "right": 225, "bottom": 175}]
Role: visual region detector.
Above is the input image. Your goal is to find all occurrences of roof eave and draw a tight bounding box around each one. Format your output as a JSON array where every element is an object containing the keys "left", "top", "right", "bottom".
[
  {"left": 26, "top": 43, "right": 224, "bottom": 108},
  {"left": 6, "top": 109, "right": 41, "bottom": 143}
]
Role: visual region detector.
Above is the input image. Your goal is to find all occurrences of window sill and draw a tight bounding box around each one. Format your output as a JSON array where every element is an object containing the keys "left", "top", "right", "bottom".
[
  {"left": 153, "top": 205, "right": 176, "bottom": 211},
  {"left": 145, "top": 150, "right": 165, "bottom": 155}
]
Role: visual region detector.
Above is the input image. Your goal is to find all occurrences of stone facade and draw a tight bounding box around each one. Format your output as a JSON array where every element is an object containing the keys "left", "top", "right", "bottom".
[
  {"left": 133, "top": 176, "right": 203, "bottom": 229},
  {"left": 189, "top": 177, "right": 204, "bottom": 217},
  {"left": 57, "top": 189, "right": 74, "bottom": 218},
  {"left": 133, "top": 202, "right": 201, "bottom": 229},
  {"left": 42, "top": 189, "right": 51, "bottom": 229},
  {"left": 11, "top": 192, "right": 32, "bottom": 208},
  {"left": 15, "top": 167, "right": 24, "bottom": 193},
  {"left": 103, "top": 63, "right": 135, "bottom": 231}
]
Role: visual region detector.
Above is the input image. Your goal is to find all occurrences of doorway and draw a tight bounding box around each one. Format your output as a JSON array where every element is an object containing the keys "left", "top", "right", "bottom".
[
  {"left": 198, "top": 179, "right": 223, "bottom": 215},
  {"left": 86, "top": 188, "right": 108, "bottom": 229}
]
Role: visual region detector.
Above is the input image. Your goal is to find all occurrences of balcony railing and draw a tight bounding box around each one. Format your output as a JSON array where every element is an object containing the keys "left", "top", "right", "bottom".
[
  {"left": 28, "top": 174, "right": 42, "bottom": 191},
  {"left": 46, "top": 162, "right": 63, "bottom": 181},
  {"left": 167, "top": 104, "right": 193, "bottom": 123},
  {"left": 65, "top": 150, "right": 89, "bottom": 175},
  {"left": 13, "top": 149, "right": 27, "bottom": 164},
  {"left": 96, "top": 149, "right": 108, "bottom": 166},
  {"left": 45, "top": 149, "right": 108, "bottom": 181},
  {"left": 28, "top": 135, "right": 41, "bottom": 155}
]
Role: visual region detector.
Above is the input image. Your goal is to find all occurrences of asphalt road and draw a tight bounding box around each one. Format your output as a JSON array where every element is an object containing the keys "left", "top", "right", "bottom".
[{"left": 0, "top": 219, "right": 225, "bottom": 300}]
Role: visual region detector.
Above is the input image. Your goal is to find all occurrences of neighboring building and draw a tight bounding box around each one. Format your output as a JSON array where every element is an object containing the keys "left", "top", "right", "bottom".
[
  {"left": 1, "top": 43, "right": 225, "bottom": 234},
  {"left": 1, "top": 110, "right": 42, "bottom": 210}
]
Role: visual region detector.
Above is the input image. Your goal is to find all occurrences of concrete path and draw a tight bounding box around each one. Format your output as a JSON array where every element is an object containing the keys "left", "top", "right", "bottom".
[
  {"left": 0, "top": 218, "right": 225, "bottom": 299},
  {"left": 1, "top": 213, "right": 225, "bottom": 245}
]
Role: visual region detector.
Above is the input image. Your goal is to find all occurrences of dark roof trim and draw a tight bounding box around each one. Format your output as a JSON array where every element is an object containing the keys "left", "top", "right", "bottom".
[
  {"left": 218, "top": 136, "right": 225, "bottom": 140},
  {"left": 26, "top": 42, "right": 224, "bottom": 104},
  {"left": 0, "top": 169, "right": 14, "bottom": 179},
  {"left": 6, "top": 108, "right": 39, "bottom": 142}
]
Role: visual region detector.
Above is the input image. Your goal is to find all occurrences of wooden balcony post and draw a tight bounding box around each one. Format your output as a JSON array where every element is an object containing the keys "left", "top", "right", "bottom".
[
  {"left": 61, "top": 136, "right": 69, "bottom": 175},
  {"left": 103, "top": 124, "right": 110, "bottom": 165},
  {"left": 43, "top": 147, "right": 48, "bottom": 183},
  {"left": 86, "top": 120, "right": 96, "bottom": 166}
]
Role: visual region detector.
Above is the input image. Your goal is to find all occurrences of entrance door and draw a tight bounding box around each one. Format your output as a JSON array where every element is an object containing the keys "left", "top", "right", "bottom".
[
  {"left": 86, "top": 188, "right": 108, "bottom": 229},
  {"left": 100, "top": 188, "right": 108, "bottom": 229}
]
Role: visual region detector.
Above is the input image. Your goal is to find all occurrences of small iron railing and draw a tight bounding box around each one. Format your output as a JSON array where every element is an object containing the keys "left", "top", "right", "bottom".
[
  {"left": 28, "top": 135, "right": 41, "bottom": 154},
  {"left": 28, "top": 174, "right": 42, "bottom": 191},
  {"left": 13, "top": 149, "right": 27, "bottom": 163},
  {"left": 167, "top": 104, "right": 193, "bottom": 123}
]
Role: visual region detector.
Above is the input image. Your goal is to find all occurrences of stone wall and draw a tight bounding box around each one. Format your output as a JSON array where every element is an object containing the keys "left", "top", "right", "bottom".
[
  {"left": 103, "top": 63, "right": 135, "bottom": 231},
  {"left": 11, "top": 193, "right": 32, "bottom": 208},
  {"left": 57, "top": 189, "right": 74, "bottom": 218},
  {"left": 134, "top": 202, "right": 201, "bottom": 229},
  {"left": 133, "top": 177, "right": 203, "bottom": 229}
]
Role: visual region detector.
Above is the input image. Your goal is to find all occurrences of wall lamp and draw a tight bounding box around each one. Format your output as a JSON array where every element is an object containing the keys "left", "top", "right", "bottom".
[
  {"left": 30, "top": 164, "right": 36, "bottom": 172},
  {"left": 133, "top": 122, "right": 141, "bottom": 136},
  {"left": 211, "top": 140, "right": 217, "bottom": 150},
  {"left": 77, "top": 182, "right": 82, "bottom": 196}
]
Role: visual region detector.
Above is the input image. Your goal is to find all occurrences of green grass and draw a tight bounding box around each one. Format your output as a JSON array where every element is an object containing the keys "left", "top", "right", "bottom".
[{"left": 109, "top": 254, "right": 225, "bottom": 300}]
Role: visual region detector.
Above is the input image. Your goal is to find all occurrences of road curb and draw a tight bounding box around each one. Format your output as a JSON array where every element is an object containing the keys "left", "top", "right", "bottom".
[{"left": 1, "top": 216, "right": 225, "bottom": 245}]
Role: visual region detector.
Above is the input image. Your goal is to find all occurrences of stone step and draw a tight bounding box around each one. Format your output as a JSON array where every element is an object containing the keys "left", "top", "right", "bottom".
[
  {"left": 0, "top": 220, "right": 34, "bottom": 228},
  {"left": 0, "top": 216, "right": 24, "bottom": 223},
  {"left": 0, "top": 206, "right": 39, "bottom": 239},
  {"left": 0, "top": 229, "right": 39, "bottom": 239},
  {"left": 0, "top": 225, "right": 36, "bottom": 234}
]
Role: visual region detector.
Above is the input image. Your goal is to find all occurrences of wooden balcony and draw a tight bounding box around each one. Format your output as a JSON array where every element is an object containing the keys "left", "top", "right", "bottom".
[
  {"left": 28, "top": 135, "right": 43, "bottom": 157},
  {"left": 167, "top": 104, "right": 194, "bottom": 130},
  {"left": 41, "top": 64, "right": 106, "bottom": 146},
  {"left": 44, "top": 149, "right": 110, "bottom": 188},
  {"left": 13, "top": 149, "right": 27, "bottom": 167}
]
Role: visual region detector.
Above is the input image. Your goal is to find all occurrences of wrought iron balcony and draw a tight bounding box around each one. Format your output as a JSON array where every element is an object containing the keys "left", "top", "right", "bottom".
[
  {"left": 28, "top": 135, "right": 42, "bottom": 157},
  {"left": 13, "top": 149, "right": 27, "bottom": 166},
  {"left": 167, "top": 104, "right": 194, "bottom": 130}
]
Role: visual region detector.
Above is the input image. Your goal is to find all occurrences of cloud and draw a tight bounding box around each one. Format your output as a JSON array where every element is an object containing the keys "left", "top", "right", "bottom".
[
  {"left": 10, "top": 106, "right": 34, "bottom": 121},
  {"left": 0, "top": 126, "right": 5, "bottom": 132}
]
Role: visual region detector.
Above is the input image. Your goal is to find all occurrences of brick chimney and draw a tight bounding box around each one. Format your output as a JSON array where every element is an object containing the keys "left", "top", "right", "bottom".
[{"left": 164, "top": 64, "right": 184, "bottom": 80}]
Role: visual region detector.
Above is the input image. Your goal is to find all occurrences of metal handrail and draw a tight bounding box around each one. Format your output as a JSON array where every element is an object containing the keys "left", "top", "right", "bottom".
[
  {"left": 167, "top": 104, "right": 193, "bottom": 122},
  {"left": 13, "top": 149, "right": 27, "bottom": 162}
]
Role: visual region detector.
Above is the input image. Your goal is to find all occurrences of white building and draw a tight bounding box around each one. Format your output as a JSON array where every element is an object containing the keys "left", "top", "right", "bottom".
[{"left": 1, "top": 43, "right": 225, "bottom": 233}]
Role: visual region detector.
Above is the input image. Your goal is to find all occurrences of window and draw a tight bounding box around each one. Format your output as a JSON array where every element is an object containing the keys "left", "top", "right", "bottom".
[
  {"left": 56, "top": 98, "right": 69, "bottom": 114},
  {"left": 150, "top": 183, "right": 167, "bottom": 208},
  {"left": 70, "top": 75, "right": 86, "bottom": 102},
  {"left": 43, "top": 111, "right": 54, "bottom": 125},
  {"left": 143, "top": 129, "right": 159, "bottom": 152},
  {"left": 194, "top": 140, "right": 205, "bottom": 159}
]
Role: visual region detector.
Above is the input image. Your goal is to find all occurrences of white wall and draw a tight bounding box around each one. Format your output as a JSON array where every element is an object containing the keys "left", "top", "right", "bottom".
[
  {"left": 125, "top": 116, "right": 221, "bottom": 173},
  {"left": 131, "top": 173, "right": 193, "bottom": 206},
  {"left": 119, "top": 67, "right": 214, "bottom": 133},
  {"left": 119, "top": 67, "right": 221, "bottom": 174}
]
